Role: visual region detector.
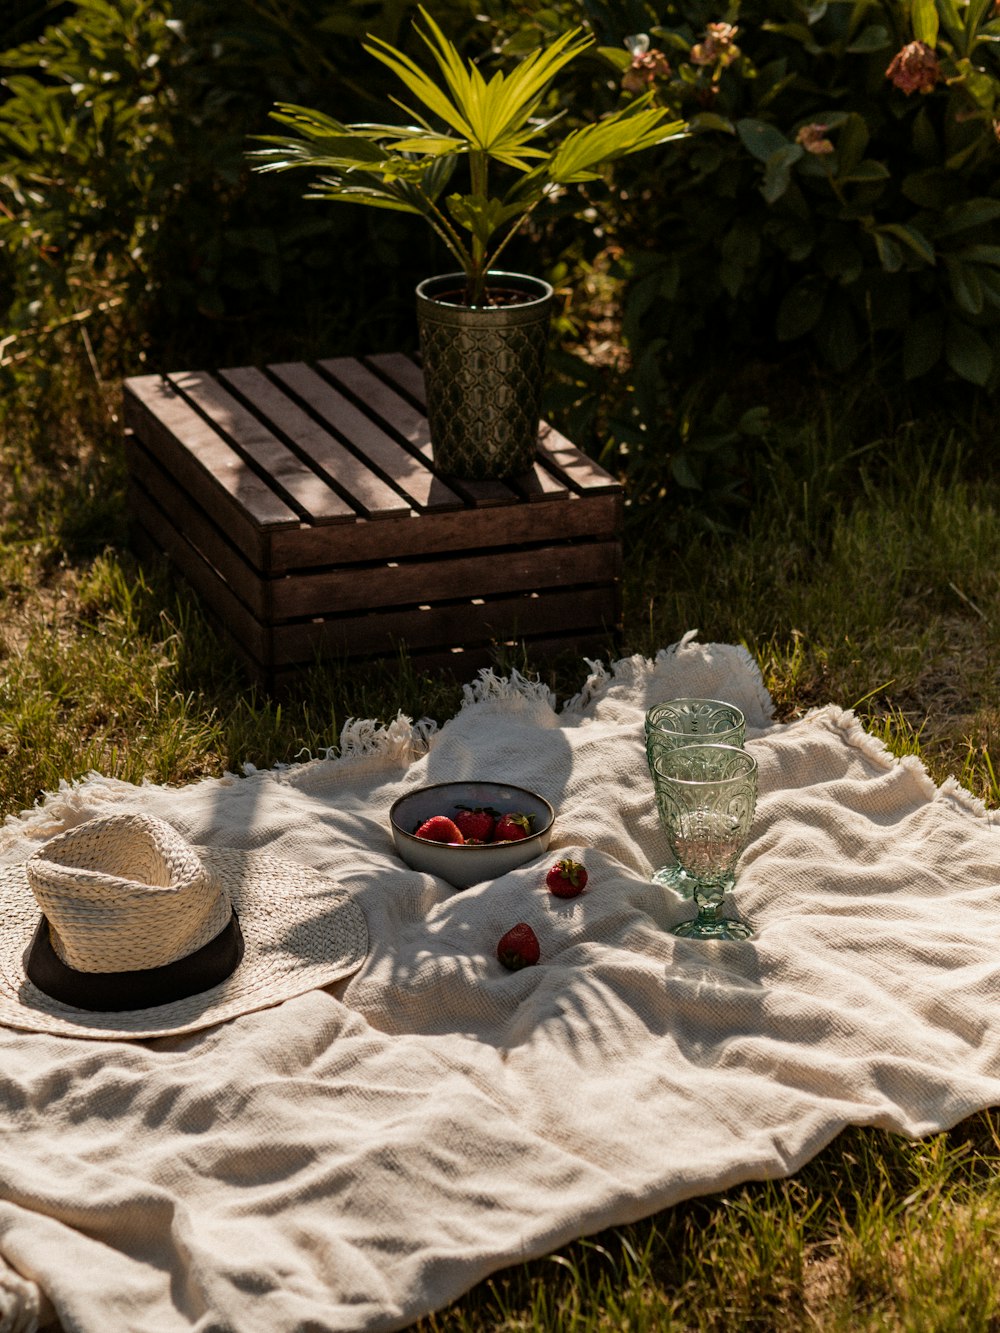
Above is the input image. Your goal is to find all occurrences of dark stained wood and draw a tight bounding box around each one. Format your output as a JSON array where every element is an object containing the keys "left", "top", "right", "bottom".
[
  {"left": 124, "top": 376, "right": 298, "bottom": 536},
  {"left": 219, "top": 367, "right": 410, "bottom": 521},
  {"left": 269, "top": 540, "right": 621, "bottom": 620},
  {"left": 272, "top": 588, "right": 616, "bottom": 665},
  {"left": 168, "top": 371, "right": 355, "bottom": 523},
  {"left": 368, "top": 351, "right": 570, "bottom": 503},
  {"left": 268, "top": 491, "right": 621, "bottom": 571},
  {"left": 536, "top": 422, "right": 621, "bottom": 494},
  {"left": 320, "top": 356, "right": 519, "bottom": 510},
  {"left": 130, "top": 492, "right": 272, "bottom": 662},
  {"left": 128, "top": 444, "right": 272, "bottom": 621},
  {"left": 124, "top": 354, "right": 624, "bottom": 689},
  {"left": 269, "top": 361, "right": 463, "bottom": 513}
]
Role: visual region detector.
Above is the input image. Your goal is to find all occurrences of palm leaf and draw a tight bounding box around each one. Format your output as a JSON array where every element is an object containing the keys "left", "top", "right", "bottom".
[
  {"left": 249, "top": 133, "right": 389, "bottom": 172},
  {"left": 363, "top": 34, "right": 476, "bottom": 141},
  {"left": 546, "top": 107, "right": 688, "bottom": 182}
]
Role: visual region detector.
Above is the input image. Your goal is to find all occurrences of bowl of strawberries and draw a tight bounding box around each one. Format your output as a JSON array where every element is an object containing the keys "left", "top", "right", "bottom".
[{"left": 389, "top": 780, "right": 555, "bottom": 889}]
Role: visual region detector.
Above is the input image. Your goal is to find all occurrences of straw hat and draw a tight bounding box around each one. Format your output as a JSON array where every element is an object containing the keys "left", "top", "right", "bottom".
[{"left": 0, "top": 812, "right": 368, "bottom": 1040}]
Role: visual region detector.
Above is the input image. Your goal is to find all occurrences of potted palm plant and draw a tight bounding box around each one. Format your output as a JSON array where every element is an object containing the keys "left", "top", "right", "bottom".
[{"left": 251, "top": 10, "right": 686, "bottom": 480}]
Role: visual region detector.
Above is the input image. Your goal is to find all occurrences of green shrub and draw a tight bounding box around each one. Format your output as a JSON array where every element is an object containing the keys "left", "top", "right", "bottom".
[
  {"left": 563, "top": 0, "right": 1000, "bottom": 504},
  {"left": 603, "top": 0, "right": 1000, "bottom": 380},
  {"left": 0, "top": 0, "right": 481, "bottom": 378}
]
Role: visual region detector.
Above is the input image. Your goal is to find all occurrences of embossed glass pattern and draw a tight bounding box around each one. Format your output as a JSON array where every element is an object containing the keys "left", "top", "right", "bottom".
[
  {"left": 644, "top": 698, "right": 746, "bottom": 767},
  {"left": 644, "top": 698, "right": 746, "bottom": 894},
  {"left": 652, "top": 743, "right": 757, "bottom": 941},
  {"left": 417, "top": 271, "right": 553, "bottom": 480}
]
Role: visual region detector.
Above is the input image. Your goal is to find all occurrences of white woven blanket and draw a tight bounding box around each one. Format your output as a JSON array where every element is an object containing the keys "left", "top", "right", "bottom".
[{"left": 1, "top": 636, "right": 998, "bottom": 1333}]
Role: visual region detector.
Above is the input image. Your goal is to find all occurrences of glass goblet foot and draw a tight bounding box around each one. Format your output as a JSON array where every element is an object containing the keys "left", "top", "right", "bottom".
[{"left": 671, "top": 906, "right": 753, "bottom": 940}]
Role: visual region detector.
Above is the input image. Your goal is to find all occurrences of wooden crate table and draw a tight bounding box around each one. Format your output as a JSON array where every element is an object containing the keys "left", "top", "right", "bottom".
[{"left": 123, "top": 352, "right": 623, "bottom": 689}]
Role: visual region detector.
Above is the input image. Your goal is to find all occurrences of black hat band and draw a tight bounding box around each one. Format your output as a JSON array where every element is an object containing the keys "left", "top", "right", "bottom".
[{"left": 24, "top": 912, "right": 245, "bottom": 1013}]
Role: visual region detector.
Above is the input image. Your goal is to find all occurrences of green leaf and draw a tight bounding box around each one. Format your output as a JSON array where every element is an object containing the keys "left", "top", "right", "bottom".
[
  {"left": 965, "top": 0, "right": 993, "bottom": 54},
  {"left": 736, "top": 118, "right": 790, "bottom": 163},
  {"left": 597, "top": 46, "right": 630, "bottom": 70},
  {"left": 776, "top": 276, "right": 826, "bottom": 340},
  {"left": 670, "top": 454, "right": 702, "bottom": 490},
  {"left": 761, "top": 143, "right": 804, "bottom": 204},
  {"left": 846, "top": 25, "right": 891, "bottom": 52},
  {"left": 945, "top": 319, "right": 992, "bottom": 384},
  {"left": 910, "top": 105, "right": 939, "bottom": 161},
  {"left": 687, "top": 113, "right": 735, "bottom": 135},
  {"left": 936, "top": 199, "right": 1000, "bottom": 236},
  {"left": 836, "top": 113, "right": 869, "bottom": 175},
  {"left": 912, "top": 0, "right": 939, "bottom": 47},
  {"left": 366, "top": 9, "right": 594, "bottom": 157},
  {"left": 936, "top": 0, "right": 967, "bottom": 47},
  {"left": 873, "top": 232, "right": 905, "bottom": 272},
  {"left": 977, "top": 268, "right": 1000, "bottom": 308},
  {"left": 760, "top": 21, "right": 822, "bottom": 53},
  {"left": 445, "top": 193, "right": 523, "bottom": 243},
  {"left": 543, "top": 107, "right": 687, "bottom": 185},
  {"left": 960, "top": 244, "right": 1000, "bottom": 265},
  {"left": 901, "top": 169, "right": 947, "bottom": 208},
  {"left": 878, "top": 222, "right": 936, "bottom": 265},
  {"left": 903, "top": 313, "right": 944, "bottom": 379},
  {"left": 839, "top": 159, "right": 891, "bottom": 183},
  {"left": 945, "top": 256, "right": 985, "bottom": 313}
]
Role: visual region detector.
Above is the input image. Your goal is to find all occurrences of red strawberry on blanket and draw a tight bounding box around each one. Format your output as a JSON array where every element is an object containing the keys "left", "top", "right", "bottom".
[
  {"left": 453, "top": 806, "right": 497, "bottom": 844},
  {"left": 496, "top": 923, "right": 540, "bottom": 971},
  {"left": 414, "top": 815, "right": 464, "bottom": 844},
  {"left": 545, "top": 859, "right": 588, "bottom": 898},
  {"left": 492, "top": 812, "right": 533, "bottom": 843}
]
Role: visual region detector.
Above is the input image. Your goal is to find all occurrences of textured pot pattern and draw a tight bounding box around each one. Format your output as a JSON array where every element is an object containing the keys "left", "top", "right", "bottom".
[{"left": 416, "top": 271, "right": 554, "bottom": 480}]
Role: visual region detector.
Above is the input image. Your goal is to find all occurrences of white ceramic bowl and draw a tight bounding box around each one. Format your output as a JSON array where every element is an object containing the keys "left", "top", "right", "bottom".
[{"left": 389, "top": 780, "right": 555, "bottom": 890}]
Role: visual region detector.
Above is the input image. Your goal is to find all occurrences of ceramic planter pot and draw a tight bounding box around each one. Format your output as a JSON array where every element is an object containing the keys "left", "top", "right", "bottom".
[{"left": 416, "top": 271, "right": 554, "bottom": 480}]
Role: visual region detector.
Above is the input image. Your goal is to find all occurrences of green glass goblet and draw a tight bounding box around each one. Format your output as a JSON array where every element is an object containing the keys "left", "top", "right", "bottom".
[
  {"left": 651, "top": 742, "right": 757, "bottom": 941},
  {"left": 644, "top": 699, "right": 746, "bottom": 894}
]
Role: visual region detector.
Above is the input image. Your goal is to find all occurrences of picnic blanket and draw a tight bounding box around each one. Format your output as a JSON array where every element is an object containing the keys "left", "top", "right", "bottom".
[{"left": 1, "top": 633, "right": 999, "bottom": 1332}]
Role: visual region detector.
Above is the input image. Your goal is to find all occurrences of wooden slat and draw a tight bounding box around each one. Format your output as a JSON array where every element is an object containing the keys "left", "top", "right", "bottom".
[
  {"left": 366, "top": 351, "right": 426, "bottom": 402},
  {"left": 536, "top": 422, "right": 621, "bottom": 494},
  {"left": 168, "top": 372, "right": 354, "bottom": 524},
  {"left": 219, "top": 367, "right": 409, "bottom": 521},
  {"left": 272, "top": 586, "right": 618, "bottom": 664},
  {"left": 368, "top": 351, "right": 570, "bottom": 503},
  {"left": 269, "top": 361, "right": 464, "bottom": 513},
  {"left": 321, "top": 356, "right": 519, "bottom": 509},
  {"left": 269, "top": 539, "right": 621, "bottom": 620},
  {"left": 124, "top": 376, "right": 299, "bottom": 536},
  {"left": 269, "top": 491, "right": 621, "bottom": 572},
  {"left": 128, "top": 445, "right": 271, "bottom": 620},
  {"left": 130, "top": 494, "right": 272, "bottom": 662}
]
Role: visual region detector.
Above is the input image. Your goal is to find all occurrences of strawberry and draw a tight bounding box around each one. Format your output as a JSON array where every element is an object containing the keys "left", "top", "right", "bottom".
[
  {"left": 453, "top": 806, "right": 497, "bottom": 844},
  {"left": 545, "top": 858, "right": 588, "bottom": 898},
  {"left": 496, "top": 923, "right": 540, "bottom": 971},
  {"left": 414, "top": 815, "right": 464, "bottom": 844},
  {"left": 492, "top": 812, "right": 533, "bottom": 843}
]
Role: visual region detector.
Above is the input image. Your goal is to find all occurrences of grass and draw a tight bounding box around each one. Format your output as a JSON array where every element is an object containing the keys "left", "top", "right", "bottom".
[{"left": 2, "top": 337, "right": 1000, "bottom": 1329}]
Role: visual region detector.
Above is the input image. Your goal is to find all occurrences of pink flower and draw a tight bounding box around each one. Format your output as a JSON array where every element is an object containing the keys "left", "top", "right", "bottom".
[
  {"left": 796, "top": 123, "right": 835, "bottom": 155},
  {"left": 690, "top": 22, "right": 741, "bottom": 68},
  {"left": 886, "top": 41, "right": 942, "bottom": 95},
  {"left": 622, "top": 47, "right": 672, "bottom": 93}
]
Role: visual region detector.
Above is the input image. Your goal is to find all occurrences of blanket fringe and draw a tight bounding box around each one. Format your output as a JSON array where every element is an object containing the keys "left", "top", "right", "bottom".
[
  {"left": 817, "top": 705, "right": 996, "bottom": 822},
  {"left": 334, "top": 713, "right": 437, "bottom": 765},
  {"left": 460, "top": 668, "right": 556, "bottom": 712}
]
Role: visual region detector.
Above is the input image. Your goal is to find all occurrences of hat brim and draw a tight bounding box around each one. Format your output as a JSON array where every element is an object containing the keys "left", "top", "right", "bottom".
[{"left": 0, "top": 848, "right": 368, "bottom": 1040}]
